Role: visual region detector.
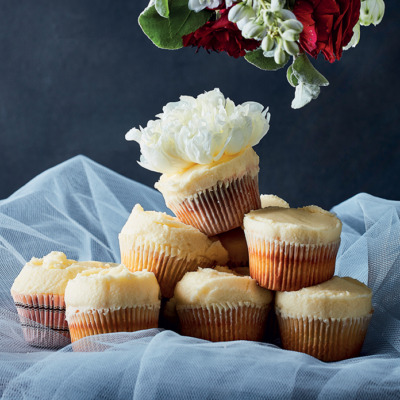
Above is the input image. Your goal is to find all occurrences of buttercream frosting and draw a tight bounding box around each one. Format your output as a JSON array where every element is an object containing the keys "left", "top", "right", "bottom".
[
  {"left": 174, "top": 267, "right": 273, "bottom": 307},
  {"left": 260, "top": 194, "right": 290, "bottom": 208},
  {"left": 119, "top": 204, "right": 228, "bottom": 264},
  {"left": 244, "top": 205, "right": 342, "bottom": 244},
  {"left": 155, "top": 147, "right": 259, "bottom": 200},
  {"left": 11, "top": 251, "right": 117, "bottom": 295},
  {"left": 275, "top": 276, "right": 373, "bottom": 319},
  {"left": 126, "top": 88, "right": 270, "bottom": 175},
  {"left": 65, "top": 266, "right": 160, "bottom": 316}
]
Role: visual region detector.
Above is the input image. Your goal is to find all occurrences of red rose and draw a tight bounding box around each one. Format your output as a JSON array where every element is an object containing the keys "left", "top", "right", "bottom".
[
  {"left": 182, "top": 9, "right": 259, "bottom": 59},
  {"left": 293, "top": 0, "right": 360, "bottom": 63}
]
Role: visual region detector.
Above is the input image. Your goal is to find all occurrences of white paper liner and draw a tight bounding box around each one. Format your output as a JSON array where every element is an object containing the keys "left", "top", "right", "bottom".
[
  {"left": 120, "top": 238, "right": 214, "bottom": 298},
  {"left": 276, "top": 310, "right": 373, "bottom": 361},
  {"left": 177, "top": 303, "right": 270, "bottom": 342},
  {"left": 11, "top": 291, "right": 70, "bottom": 349},
  {"left": 165, "top": 173, "right": 261, "bottom": 236},
  {"left": 68, "top": 304, "right": 160, "bottom": 346},
  {"left": 245, "top": 234, "right": 340, "bottom": 291}
]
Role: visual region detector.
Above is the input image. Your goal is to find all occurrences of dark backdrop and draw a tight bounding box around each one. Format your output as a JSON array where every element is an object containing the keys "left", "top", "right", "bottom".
[{"left": 1, "top": 1, "right": 399, "bottom": 210}]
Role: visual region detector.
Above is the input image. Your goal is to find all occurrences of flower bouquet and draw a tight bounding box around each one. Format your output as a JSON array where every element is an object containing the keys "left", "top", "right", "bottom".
[{"left": 138, "top": 0, "right": 384, "bottom": 108}]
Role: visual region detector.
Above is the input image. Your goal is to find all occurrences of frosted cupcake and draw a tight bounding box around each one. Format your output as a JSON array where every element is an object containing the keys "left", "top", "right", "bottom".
[
  {"left": 65, "top": 266, "right": 160, "bottom": 344},
  {"left": 275, "top": 276, "right": 373, "bottom": 361},
  {"left": 10, "top": 252, "right": 116, "bottom": 348},
  {"left": 126, "top": 88, "right": 270, "bottom": 236},
  {"left": 174, "top": 267, "right": 273, "bottom": 342},
  {"left": 119, "top": 204, "right": 228, "bottom": 298},
  {"left": 244, "top": 206, "right": 342, "bottom": 291},
  {"left": 213, "top": 227, "right": 249, "bottom": 267},
  {"left": 214, "top": 194, "right": 289, "bottom": 267}
]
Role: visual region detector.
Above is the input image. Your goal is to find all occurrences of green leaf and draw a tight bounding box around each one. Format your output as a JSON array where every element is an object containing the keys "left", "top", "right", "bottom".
[
  {"left": 289, "top": 54, "right": 329, "bottom": 109},
  {"left": 291, "top": 53, "right": 329, "bottom": 86},
  {"left": 245, "top": 49, "right": 289, "bottom": 71},
  {"left": 155, "top": 0, "right": 169, "bottom": 18},
  {"left": 286, "top": 65, "right": 298, "bottom": 87},
  {"left": 139, "top": 0, "right": 212, "bottom": 50}
]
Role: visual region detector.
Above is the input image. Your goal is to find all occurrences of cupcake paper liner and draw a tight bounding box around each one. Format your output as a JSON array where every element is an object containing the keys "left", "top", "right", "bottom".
[
  {"left": 166, "top": 173, "right": 261, "bottom": 236},
  {"left": 11, "top": 291, "right": 70, "bottom": 349},
  {"left": 276, "top": 310, "right": 373, "bottom": 362},
  {"left": 177, "top": 303, "right": 270, "bottom": 342},
  {"left": 120, "top": 239, "right": 214, "bottom": 298},
  {"left": 68, "top": 304, "right": 160, "bottom": 344},
  {"left": 246, "top": 235, "right": 340, "bottom": 291}
]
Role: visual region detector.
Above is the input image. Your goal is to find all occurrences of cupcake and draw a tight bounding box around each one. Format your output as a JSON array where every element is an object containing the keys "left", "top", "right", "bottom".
[
  {"left": 65, "top": 266, "right": 161, "bottom": 344},
  {"left": 119, "top": 204, "right": 228, "bottom": 298},
  {"left": 174, "top": 267, "right": 273, "bottom": 342},
  {"left": 214, "top": 194, "right": 290, "bottom": 267},
  {"left": 213, "top": 227, "right": 249, "bottom": 267},
  {"left": 275, "top": 276, "right": 373, "bottom": 361},
  {"left": 126, "top": 88, "right": 270, "bottom": 236},
  {"left": 244, "top": 206, "right": 342, "bottom": 291},
  {"left": 10, "top": 251, "right": 116, "bottom": 348}
]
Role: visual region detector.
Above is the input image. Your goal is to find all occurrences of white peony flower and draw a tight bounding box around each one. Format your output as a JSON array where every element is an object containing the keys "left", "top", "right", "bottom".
[
  {"left": 126, "top": 89, "right": 270, "bottom": 175},
  {"left": 188, "top": 0, "right": 234, "bottom": 12}
]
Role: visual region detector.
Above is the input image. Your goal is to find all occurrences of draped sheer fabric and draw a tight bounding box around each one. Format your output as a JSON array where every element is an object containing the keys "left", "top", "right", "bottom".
[{"left": 0, "top": 156, "right": 399, "bottom": 399}]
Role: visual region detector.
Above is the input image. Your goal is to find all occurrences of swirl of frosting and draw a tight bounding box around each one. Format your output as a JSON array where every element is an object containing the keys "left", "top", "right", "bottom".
[{"left": 126, "top": 88, "right": 270, "bottom": 175}]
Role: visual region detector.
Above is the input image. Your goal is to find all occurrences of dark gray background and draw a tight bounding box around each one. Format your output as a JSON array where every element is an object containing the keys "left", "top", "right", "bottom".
[{"left": 1, "top": 1, "right": 399, "bottom": 209}]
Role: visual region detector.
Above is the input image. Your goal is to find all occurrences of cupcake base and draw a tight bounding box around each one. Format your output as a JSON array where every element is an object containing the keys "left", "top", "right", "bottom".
[
  {"left": 246, "top": 237, "right": 340, "bottom": 291},
  {"left": 177, "top": 303, "right": 270, "bottom": 342},
  {"left": 68, "top": 305, "right": 160, "bottom": 343},
  {"left": 276, "top": 310, "right": 373, "bottom": 362},
  {"left": 167, "top": 173, "right": 261, "bottom": 236},
  {"left": 120, "top": 240, "right": 213, "bottom": 298},
  {"left": 11, "top": 292, "right": 70, "bottom": 349}
]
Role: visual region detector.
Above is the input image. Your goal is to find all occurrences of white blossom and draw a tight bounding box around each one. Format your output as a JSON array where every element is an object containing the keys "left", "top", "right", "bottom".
[
  {"left": 188, "top": 0, "right": 235, "bottom": 12},
  {"left": 360, "top": 0, "right": 385, "bottom": 26},
  {"left": 126, "top": 89, "right": 270, "bottom": 174}
]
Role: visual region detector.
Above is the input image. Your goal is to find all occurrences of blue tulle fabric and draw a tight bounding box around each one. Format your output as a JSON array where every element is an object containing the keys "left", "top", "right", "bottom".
[{"left": 0, "top": 156, "right": 399, "bottom": 399}]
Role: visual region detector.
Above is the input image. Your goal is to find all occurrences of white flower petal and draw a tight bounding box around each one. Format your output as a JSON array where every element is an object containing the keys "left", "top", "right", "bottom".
[{"left": 126, "top": 89, "right": 270, "bottom": 174}]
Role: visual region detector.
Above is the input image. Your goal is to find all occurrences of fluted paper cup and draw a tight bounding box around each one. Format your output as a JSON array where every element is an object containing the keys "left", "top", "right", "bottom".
[
  {"left": 11, "top": 291, "right": 70, "bottom": 348},
  {"left": 245, "top": 234, "right": 340, "bottom": 291},
  {"left": 166, "top": 173, "right": 261, "bottom": 236},
  {"left": 177, "top": 303, "right": 270, "bottom": 342},
  {"left": 120, "top": 238, "right": 214, "bottom": 298},
  {"left": 68, "top": 305, "right": 160, "bottom": 344},
  {"left": 276, "top": 310, "right": 373, "bottom": 362}
]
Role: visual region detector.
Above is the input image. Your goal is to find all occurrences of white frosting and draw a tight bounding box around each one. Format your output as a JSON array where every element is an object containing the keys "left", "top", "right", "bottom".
[
  {"left": 126, "top": 88, "right": 270, "bottom": 175},
  {"left": 65, "top": 266, "right": 160, "bottom": 316},
  {"left": 11, "top": 251, "right": 118, "bottom": 295},
  {"left": 119, "top": 204, "right": 228, "bottom": 264},
  {"left": 260, "top": 194, "right": 290, "bottom": 208},
  {"left": 174, "top": 267, "right": 273, "bottom": 307},
  {"left": 244, "top": 205, "right": 342, "bottom": 244},
  {"left": 155, "top": 147, "right": 259, "bottom": 200},
  {"left": 275, "top": 276, "right": 373, "bottom": 319}
]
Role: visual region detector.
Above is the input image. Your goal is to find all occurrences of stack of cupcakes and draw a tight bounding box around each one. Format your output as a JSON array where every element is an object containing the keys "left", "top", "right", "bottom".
[
  {"left": 121, "top": 88, "right": 275, "bottom": 342},
  {"left": 243, "top": 205, "right": 373, "bottom": 361},
  {"left": 10, "top": 89, "right": 374, "bottom": 361},
  {"left": 123, "top": 88, "right": 373, "bottom": 360}
]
